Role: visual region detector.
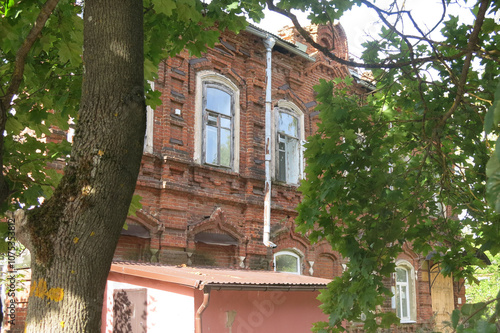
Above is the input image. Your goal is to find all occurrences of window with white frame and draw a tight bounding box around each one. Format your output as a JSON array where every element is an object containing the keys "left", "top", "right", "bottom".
[
  {"left": 274, "top": 250, "right": 301, "bottom": 274},
  {"left": 393, "top": 262, "right": 416, "bottom": 322},
  {"left": 144, "top": 80, "right": 155, "bottom": 154},
  {"left": 275, "top": 101, "right": 304, "bottom": 184},
  {"left": 194, "top": 71, "right": 240, "bottom": 172},
  {"left": 203, "top": 84, "right": 233, "bottom": 167}
]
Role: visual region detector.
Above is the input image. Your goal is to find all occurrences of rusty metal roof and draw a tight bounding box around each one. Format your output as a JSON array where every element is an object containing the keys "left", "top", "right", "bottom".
[{"left": 111, "top": 262, "right": 331, "bottom": 291}]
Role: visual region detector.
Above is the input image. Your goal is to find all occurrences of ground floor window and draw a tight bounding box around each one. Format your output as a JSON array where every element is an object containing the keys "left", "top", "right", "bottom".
[
  {"left": 274, "top": 250, "right": 301, "bottom": 274},
  {"left": 393, "top": 261, "right": 416, "bottom": 322}
]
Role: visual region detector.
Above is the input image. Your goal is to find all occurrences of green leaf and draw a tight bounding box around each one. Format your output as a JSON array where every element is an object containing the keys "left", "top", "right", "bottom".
[
  {"left": 451, "top": 309, "right": 460, "bottom": 328},
  {"left": 152, "top": 0, "right": 177, "bottom": 16},
  {"left": 127, "top": 194, "right": 143, "bottom": 217},
  {"left": 484, "top": 80, "right": 500, "bottom": 134},
  {"left": 4, "top": 116, "right": 25, "bottom": 134}
]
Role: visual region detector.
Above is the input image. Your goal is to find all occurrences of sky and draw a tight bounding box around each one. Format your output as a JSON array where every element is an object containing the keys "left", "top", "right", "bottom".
[{"left": 252, "top": 0, "right": 478, "bottom": 59}]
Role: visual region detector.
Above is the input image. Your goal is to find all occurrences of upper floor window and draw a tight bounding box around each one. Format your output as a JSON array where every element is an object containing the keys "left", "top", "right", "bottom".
[
  {"left": 274, "top": 101, "right": 304, "bottom": 184},
  {"left": 393, "top": 262, "right": 416, "bottom": 323},
  {"left": 194, "top": 71, "right": 240, "bottom": 172},
  {"left": 277, "top": 111, "right": 300, "bottom": 182},
  {"left": 203, "top": 85, "right": 233, "bottom": 167},
  {"left": 274, "top": 250, "right": 301, "bottom": 274},
  {"left": 144, "top": 80, "right": 155, "bottom": 154}
]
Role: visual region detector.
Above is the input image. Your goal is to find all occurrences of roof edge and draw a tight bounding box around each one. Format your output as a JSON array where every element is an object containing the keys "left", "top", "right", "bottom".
[
  {"left": 110, "top": 263, "right": 202, "bottom": 289},
  {"left": 245, "top": 25, "right": 316, "bottom": 62},
  {"left": 205, "top": 283, "right": 326, "bottom": 292}
]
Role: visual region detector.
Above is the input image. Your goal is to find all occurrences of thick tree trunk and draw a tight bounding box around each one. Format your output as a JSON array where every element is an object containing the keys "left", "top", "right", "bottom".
[{"left": 17, "top": 0, "right": 145, "bottom": 331}]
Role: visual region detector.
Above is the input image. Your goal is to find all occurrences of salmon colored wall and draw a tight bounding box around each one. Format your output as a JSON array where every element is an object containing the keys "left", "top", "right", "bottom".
[
  {"left": 199, "top": 289, "right": 328, "bottom": 333},
  {"left": 103, "top": 273, "right": 196, "bottom": 333}
]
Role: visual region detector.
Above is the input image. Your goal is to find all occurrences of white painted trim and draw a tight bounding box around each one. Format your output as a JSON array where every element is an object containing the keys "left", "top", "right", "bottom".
[
  {"left": 144, "top": 80, "right": 155, "bottom": 154},
  {"left": 273, "top": 100, "right": 305, "bottom": 184},
  {"left": 274, "top": 249, "right": 303, "bottom": 275},
  {"left": 194, "top": 71, "right": 240, "bottom": 172},
  {"left": 395, "top": 260, "right": 417, "bottom": 322}
]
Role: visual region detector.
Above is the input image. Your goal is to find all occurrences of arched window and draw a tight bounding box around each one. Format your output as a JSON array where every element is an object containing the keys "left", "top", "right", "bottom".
[
  {"left": 393, "top": 261, "right": 417, "bottom": 322},
  {"left": 274, "top": 101, "right": 304, "bottom": 184},
  {"left": 194, "top": 71, "right": 240, "bottom": 172},
  {"left": 203, "top": 84, "right": 233, "bottom": 167},
  {"left": 274, "top": 250, "right": 301, "bottom": 274}
]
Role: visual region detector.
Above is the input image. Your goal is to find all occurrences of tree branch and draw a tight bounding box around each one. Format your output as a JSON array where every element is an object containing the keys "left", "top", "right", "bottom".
[
  {"left": 2, "top": 0, "right": 60, "bottom": 110},
  {"left": 437, "top": 0, "right": 491, "bottom": 128},
  {"left": 0, "top": 0, "right": 60, "bottom": 206},
  {"left": 265, "top": 0, "right": 469, "bottom": 70}
]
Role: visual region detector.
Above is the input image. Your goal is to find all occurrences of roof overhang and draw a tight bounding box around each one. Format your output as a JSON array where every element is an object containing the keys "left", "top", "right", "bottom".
[
  {"left": 245, "top": 25, "right": 316, "bottom": 62},
  {"left": 110, "top": 262, "right": 330, "bottom": 291}
]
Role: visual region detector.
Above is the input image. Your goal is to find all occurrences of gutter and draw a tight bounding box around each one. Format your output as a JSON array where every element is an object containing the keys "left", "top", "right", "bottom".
[
  {"left": 206, "top": 284, "right": 326, "bottom": 292},
  {"left": 263, "top": 35, "right": 277, "bottom": 249},
  {"left": 195, "top": 286, "right": 211, "bottom": 333}
]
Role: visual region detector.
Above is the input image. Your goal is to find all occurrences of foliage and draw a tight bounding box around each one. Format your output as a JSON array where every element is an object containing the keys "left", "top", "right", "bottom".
[
  {"left": 446, "top": 296, "right": 500, "bottom": 333},
  {"left": 1, "top": 0, "right": 499, "bottom": 331},
  {"left": 0, "top": 0, "right": 265, "bottom": 330},
  {"left": 0, "top": 0, "right": 264, "bottom": 215},
  {"left": 465, "top": 252, "right": 500, "bottom": 319},
  {"left": 0, "top": 0, "right": 81, "bottom": 211},
  {"left": 284, "top": 0, "right": 500, "bottom": 331}
]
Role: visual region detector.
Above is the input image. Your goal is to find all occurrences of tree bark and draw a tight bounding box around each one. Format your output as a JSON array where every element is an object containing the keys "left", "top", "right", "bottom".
[{"left": 18, "top": 0, "right": 145, "bottom": 331}]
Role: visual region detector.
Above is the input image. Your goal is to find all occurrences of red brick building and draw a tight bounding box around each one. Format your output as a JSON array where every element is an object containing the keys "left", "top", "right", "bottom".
[
  {"left": 117, "top": 23, "right": 355, "bottom": 276},
  {"left": 106, "top": 22, "right": 467, "bottom": 332},
  {"left": 107, "top": 23, "right": 465, "bottom": 332}
]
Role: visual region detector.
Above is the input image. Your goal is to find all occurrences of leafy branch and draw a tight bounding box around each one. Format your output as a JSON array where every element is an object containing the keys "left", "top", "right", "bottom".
[{"left": 265, "top": 0, "right": 475, "bottom": 69}]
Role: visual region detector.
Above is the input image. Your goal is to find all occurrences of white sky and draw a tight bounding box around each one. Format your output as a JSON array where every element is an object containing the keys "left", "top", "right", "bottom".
[{"left": 253, "top": 0, "right": 477, "bottom": 59}]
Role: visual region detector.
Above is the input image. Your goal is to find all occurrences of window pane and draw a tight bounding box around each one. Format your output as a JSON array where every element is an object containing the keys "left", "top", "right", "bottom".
[
  {"left": 278, "top": 149, "right": 286, "bottom": 181},
  {"left": 220, "top": 128, "right": 231, "bottom": 167},
  {"left": 396, "top": 268, "right": 407, "bottom": 282},
  {"left": 276, "top": 254, "right": 298, "bottom": 273},
  {"left": 206, "top": 87, "right": 231, "bottom": 116},
  {"left": 207, "top": 114, "right": 218, "bottom": 126},
  {"left": 221, "top": 117, "right": 231, "bottom": 129},
  {"left": 205, "top": 126, "right": 218, "bottom": 164},
  {"left": 279, "top": 112, "right": 298, "bottom": 137},
  {"left": 286, "top": 137, "right": 300, "bottom": 184},
  {"left": 396, "top": 285, "right": 401, "bottom": 318},
  {"left": 401, "top": 286, "right": 408, "bottom": 318}
]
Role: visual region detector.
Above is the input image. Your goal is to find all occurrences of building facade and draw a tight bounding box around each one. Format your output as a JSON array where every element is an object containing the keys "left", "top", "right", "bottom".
[{"left": 108, "top": 23, "right": 462, "bottom": 332}]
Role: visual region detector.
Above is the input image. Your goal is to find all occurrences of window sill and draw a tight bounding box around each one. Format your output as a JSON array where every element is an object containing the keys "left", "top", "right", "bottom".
[
  {"left": 400, "top": 320, "right": 416, "bottom": 324},
  {"left": 197, "top": 163, "right": 239, "bottom": 176},
  {"left": 273, "top": 180, "right": 301, "bottom": 188}
]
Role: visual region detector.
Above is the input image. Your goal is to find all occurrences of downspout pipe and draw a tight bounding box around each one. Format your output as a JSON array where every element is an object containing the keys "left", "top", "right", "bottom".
[
  {"left": 195, "top": 287, "right": 211, "bottom": 333},
  {"left": 263, "top": 36, "right": 277, "bottom": 249}
]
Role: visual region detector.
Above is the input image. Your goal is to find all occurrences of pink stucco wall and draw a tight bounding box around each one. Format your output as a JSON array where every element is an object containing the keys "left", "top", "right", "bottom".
[
  {"left": 104, "top": 272, "right": 327, "bottom": 333},
  {"left": 103, "top": 272, "right": 196, "bottom": 333},
  {"left": 198, "top": 289, "right": 328, "bottom": 333}
]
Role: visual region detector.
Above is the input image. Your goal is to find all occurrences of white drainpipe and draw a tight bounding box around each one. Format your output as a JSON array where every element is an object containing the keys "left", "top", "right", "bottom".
[{"left": 263, "top": 36, "right": 277, "bottom": 248}]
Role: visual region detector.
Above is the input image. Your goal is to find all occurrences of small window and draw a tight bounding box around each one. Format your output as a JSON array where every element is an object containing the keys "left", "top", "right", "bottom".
[
  {"left": 276, "top": 110, "right": 301, "bottom": 184},
  {"left": 274, "top": 250, "right": 301, "bottom": 274},
  {"left": 203, "top": 84, "right": 233, "bottom": 168}
]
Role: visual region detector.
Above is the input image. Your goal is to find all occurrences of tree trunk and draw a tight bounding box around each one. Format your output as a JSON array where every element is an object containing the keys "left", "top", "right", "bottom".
[
  {"left": 17, "top": 0, "right": 145, "bottom": 331},
  {"left": 0, "top": 103, "right": 8, "bottom": 204}
]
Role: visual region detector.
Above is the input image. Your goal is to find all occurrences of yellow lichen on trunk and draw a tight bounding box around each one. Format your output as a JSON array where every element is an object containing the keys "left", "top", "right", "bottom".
[{"left": 30, "top": 279, "right": 64, "bottom": 302}]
